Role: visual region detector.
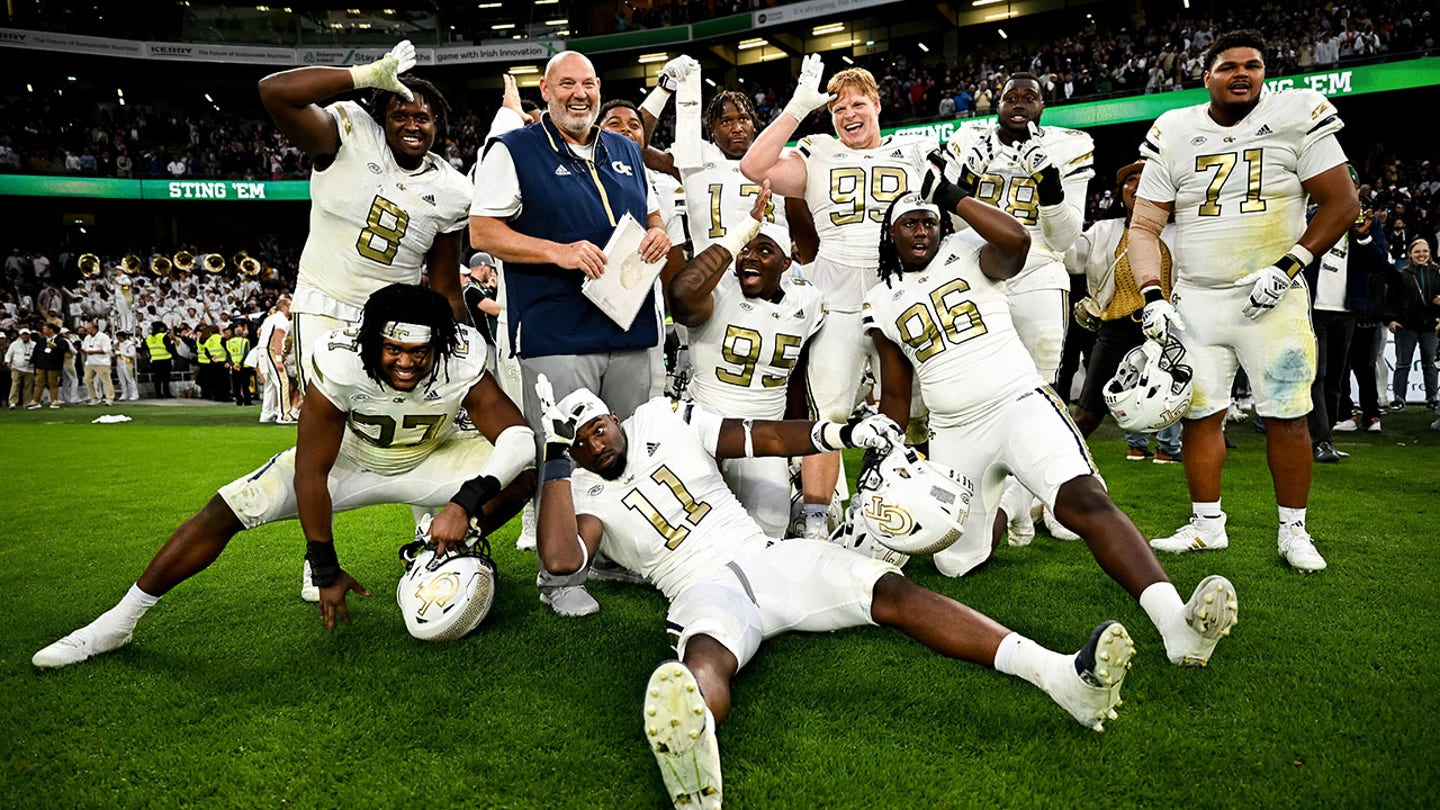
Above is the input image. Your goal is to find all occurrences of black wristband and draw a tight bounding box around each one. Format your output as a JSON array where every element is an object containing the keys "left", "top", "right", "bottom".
[
  {"left": 305, "top": 541, "right": 340, "bottom": 588},
  {"left": 450, "top": 474, "right": 501, "bottom": 518},
  {"left": 543, "top": 458, "right": 574, "bottom": 482},
  {"left": 544, "top": 441, "right": 571, "bottom": 463},
  {"left": 935, "top": 178, "right": 970, "bottom": 214},
  {"left": 1035, "top": 166, "right": 1063, "bottom": 206},
  {"left": 1276, "top": 253, "right": 1305, "bottom": 279},
  {"left": 1142, "top": 286, "right": 1165, "bottom": 305}
]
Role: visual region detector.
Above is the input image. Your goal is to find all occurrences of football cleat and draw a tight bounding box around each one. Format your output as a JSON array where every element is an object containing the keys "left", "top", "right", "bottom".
[
  {"left": 1278, "top": 524, "right": 1327, "bottom": 572},
  {"left": 33, "top": 622, "right": 134, "bottom": 669},
  {"left": 1150, "top": 514, "right": 1228, "bottom": 553},
  {"left": 644, "top": 662, "right": 722, "bottom": 809},
  {"left": 1050, "top": 621, "right": 1134, "bottom": 732},
  {"left": 1168, "top": 575, "right": 1239, "bottom": 666},
  {"left": 1042, "top": 505, "right": 1081, "bottom": 541}
]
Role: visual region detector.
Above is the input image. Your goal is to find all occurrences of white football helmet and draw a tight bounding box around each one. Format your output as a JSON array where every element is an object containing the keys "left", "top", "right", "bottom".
[
  {"left": 1104, "top": 337, "right": 1194, "bottom": 432},
  {"left": 396, "top": 517, "right": 497, "bottom": 642},
  {"left": 852, "top": 444, "right": 974, "bottom": 556}
]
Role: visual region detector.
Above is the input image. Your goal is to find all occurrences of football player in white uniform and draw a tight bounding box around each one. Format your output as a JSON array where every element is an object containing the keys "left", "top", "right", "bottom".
[
  {"left": 32, "top": 285, "right": 537, "bottom": 669},
  {"left": 256, "top": 297, "right": 295, "bottom": 423},
  {"left": 945, "top": 72, "right": 1095, "bottom": 543},
  {"left": 533, "top": 380, "right": 1137, "bottom": 809},
  {"left": 259, "top": 40, "right": 472, "bottom": 393},
  {"left": 1128, "top": 30, "right": 1359, "bottom": 572},
  {"left": 864, "top": 189, "right": 1236, "bottom": 671},
  {"left": 740, "top": 56, "right": 931, "bottom": 538},
  {"left": 667, "top": 184, "right": 826, "bottom": 536}
]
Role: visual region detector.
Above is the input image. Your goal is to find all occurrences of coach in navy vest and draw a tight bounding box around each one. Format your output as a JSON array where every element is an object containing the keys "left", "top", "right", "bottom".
[{"left": 471, "top": 50, "right": 671, "bottom": 618}]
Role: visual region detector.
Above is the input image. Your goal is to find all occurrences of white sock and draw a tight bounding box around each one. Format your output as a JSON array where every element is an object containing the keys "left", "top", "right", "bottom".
[
  {"left": 993, "top": 632, "right": 1068, "bottom": 692},
  {"left": 1139, "top": 581, "right": 1187, "bottom": 649},
  {"left": 1192, "top": 500, "right": 1223, "bottom": 522},
  {"left": 94, "top": 583, "right": 160, "bottom": 632},
  {"left": 1278, "top": 505, "right": 1306, "bottom": 528}
]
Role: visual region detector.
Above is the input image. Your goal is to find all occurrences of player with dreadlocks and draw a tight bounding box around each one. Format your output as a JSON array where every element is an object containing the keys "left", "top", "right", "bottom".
[
  {"left": 261, "top": 42, "right": 476, "bottom": 599},
  {"left": 33, "top": 285, "right": 538, "bottom": 669},
  {"left": 861, "top": 183, "right": 1239, "bottom": 670}
]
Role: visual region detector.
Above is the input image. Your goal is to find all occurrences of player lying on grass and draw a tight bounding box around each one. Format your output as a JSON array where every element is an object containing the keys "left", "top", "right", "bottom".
[
  {"left": 532, "top": 376, "right": 1137, "bottom": 810},
  {"left": 863, "top": 179, "right": 1237, "bottom": 666},
  {"left": 33, "top": 285, "right": 537, "bottom": 669}
]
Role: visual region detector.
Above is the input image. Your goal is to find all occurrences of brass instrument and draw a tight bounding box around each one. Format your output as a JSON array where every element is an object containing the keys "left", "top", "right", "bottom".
[
  {"left": 232, "top": 251, "right": 249, "bottom": 269},
  {"left": 203, "top": 253, "right": 226, "bottom": 274},
  {"left": 150, "top": 254, "right": 172, "bottom": 276},
  {"left": 239, "top": 256, "right": 262, "bottom": 277},
  {"left": 173, "top": 250, "right": 195, "bottom": 272},
  {"left": 78, "top": 253, "right": 101, "bottom": 278},
  {"left": 121, "top": 254, "right": 142, "bottom": 274}
]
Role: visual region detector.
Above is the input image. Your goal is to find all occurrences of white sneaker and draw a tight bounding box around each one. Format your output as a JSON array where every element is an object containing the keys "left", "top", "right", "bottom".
[
  {"left": 1048, "top": 621, "right": 1134, "bottom": 732},
  {"left": 1043, "top": 506, "right": 1081, "bottom": 542},
  {"left": 1278, "top": 524, "right": 1327, "bottom": 572},
  {"left": 541, "top": 585, "right": 600, "bottom": 617},
  {"left": 644, "top": 662, "right": 722, "bottom": 809},
  {"left": 1150, "top": 514, "right": 1229, "bottom": 553},
  {"left": 1332, "top": 418, "right": 1358, "bottom": 432},
  {"left": 301, "top": 559, "right": 320, "bottom": 603},
  {"left": 516, "top": 503, "right": 537, "bottom": 551},
  {"left": 33, "top": 622, "right": 134, "bottom": 669},
  {"left": 1167, "top": 575, "right": 1239, "bottom": 666}
]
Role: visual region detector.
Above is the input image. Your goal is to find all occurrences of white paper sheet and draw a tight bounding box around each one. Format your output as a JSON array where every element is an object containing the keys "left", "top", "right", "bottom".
[{"left": 582, "top": 211, "right": 664, "bottom": 331}]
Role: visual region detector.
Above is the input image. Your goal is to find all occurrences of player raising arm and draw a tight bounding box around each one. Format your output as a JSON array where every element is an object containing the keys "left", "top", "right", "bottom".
[
  {"left": 33, "top": 286, "right": 537, "bottom": 668},
  {"left": 1128, "top": 29, "right": 1359, "bottom": 572},
  {"left": 532, "top": 377, "right": 1137, "bottom": 809}
]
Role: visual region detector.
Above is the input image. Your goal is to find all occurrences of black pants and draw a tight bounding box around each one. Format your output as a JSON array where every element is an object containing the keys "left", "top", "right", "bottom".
[
  {"left": 232, "top": 367, "right": 254, "bottom": 406},
  {"left": 1339, "top": 323, "right": 1382, "bottom": 422},
  {"left": 1306, "top": 309, "right": 1355, "bottom": 445},
  {"left": 151, "top": 359, "right": 172, "bottom": 397}
]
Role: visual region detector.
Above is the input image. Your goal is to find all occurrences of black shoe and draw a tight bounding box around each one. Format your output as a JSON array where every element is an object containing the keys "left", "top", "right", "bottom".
[{"left": 1314, "top": 441, "right": 1342, "bottom": 463}]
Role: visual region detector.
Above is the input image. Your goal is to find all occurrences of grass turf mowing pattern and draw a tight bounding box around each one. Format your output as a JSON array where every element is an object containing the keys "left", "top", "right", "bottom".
[{"left": 3, "top": 404, "right": 1437, "bottom": 807}]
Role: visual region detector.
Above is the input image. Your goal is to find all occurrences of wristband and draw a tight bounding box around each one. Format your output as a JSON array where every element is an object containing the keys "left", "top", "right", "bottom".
[
  {"left": 640, "top": 85, "right": 673, "bottom": 120},
  {"left": 1141, "top": 285, "right": 1165, "bottom": 304},
  {"left": 450, "top": 474, "right": 500, "bottom": 517},
  {"left": 934, "top": 178, "right": 970, "bottom": 215},
  {"left": 544, "top": 441, "right": 571, "bottom": 463},
  {"left": 1278, "top": 244, "right": 1315, "bottom": 279},
  {"left": 809, "top": 421, "right": 845, "bottom": 453},
  {"left": 543, "top": 458, "right": 574, "bottom": 482},
  {"left": 305, "top": 541, "right": 340, "bottom": 589}
]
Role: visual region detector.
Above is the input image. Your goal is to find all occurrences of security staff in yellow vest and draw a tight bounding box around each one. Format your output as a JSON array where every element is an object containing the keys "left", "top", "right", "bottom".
[
  {"left": 144, "top": 321, "right": 176, "bottom": 398},
  {"left": 207, "top": 326, "right": 230, "bottom": 401},
  {"left": 226, "top": 321, "right": 254, "bottom": 407}
]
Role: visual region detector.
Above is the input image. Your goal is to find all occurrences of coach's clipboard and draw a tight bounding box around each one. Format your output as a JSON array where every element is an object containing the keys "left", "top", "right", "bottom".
[{"left": 582, "top": 211, "right": 664, "bottom": 331}]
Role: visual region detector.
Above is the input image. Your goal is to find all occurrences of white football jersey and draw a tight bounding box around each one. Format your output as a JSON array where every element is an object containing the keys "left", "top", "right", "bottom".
[
  {"left": 863, "top": 231, "right": 1043, "bottom": 428},
  {"left": 682, "top": 142, "right": 791, "bottom": 256},
  {"left": 308, "top": 324, "right": 489, "bottom": 476},
  {"left": 571, "top": 398, "right": 770, "bottom": 600},
  {"left": 1136, "top": 88, "right": 1347, "bottom": 289},
  {"left": 799, "top": 132, "right": 931, "bottom": 267},
  {"left": 945, "top": 122, "right": 1095, "bottom": 293},
  {"left": 256, "top": 310, "right": 291, "bottom": 358},
  {"left": 296, "top": 101, "right": 472, "bottom": 317},
  {"left": 687, "top": 275, "right": 826, "bottom": 419}
]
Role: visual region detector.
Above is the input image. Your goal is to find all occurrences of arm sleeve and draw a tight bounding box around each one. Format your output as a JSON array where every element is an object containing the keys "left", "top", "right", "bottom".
[{"left": 473, "top": 424, "right": 536, "bottom": 486}]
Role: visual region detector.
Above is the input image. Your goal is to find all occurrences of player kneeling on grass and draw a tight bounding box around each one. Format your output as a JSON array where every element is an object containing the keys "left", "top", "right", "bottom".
[
  {"left": 532, "top": 376, "right": 1136, "bottom": 810},
  {"left": 864, "top": 178, "right": 1237, "bottom": 667},
  {"left": 33, "top": 285, "right": 537, "bottom": 669}
]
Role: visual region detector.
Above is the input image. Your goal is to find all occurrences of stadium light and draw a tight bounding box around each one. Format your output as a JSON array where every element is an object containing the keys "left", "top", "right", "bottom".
[
  {"left": 536, "top": 0, "right": 559, "bottom": 4},
  {"left": 508, "top": 65, "right": 538, "bottom": 74},
  {"left": 546, "top": 18, "right": 566, "bottom": 26},
  {"left": 638, "top": 52, "right": 669, "bottom": 64},
  {"left": 255, "top": 4, "right": 269, "bottom": 10},
  {"left": 66, "top": 75, "right": 77, "bottom": 82},
  {"left": 478, "top": 2, "right": 502, "bottom": 7},
  {"left": 998, "top": 28, "right": 1008, "bottom": 39},
  {"left": 705, "top": 78, "right": 716, "bottom": 87},
  {"left": 492, "top": 22, "right": 515, "bottom": 29},
  {"left": 972, "top": 0, "right": 1005, "bottom": 5},
  {"left": 512, "top": 34, "right": 523, "bottom": 39},
  {"left": 116, "top": 88, "right": 124, "bottom": 97},
  {"left": 204, "top": 93, "right": 214, "bottom": 102},
  {"left": 738, "top": 38, "right": 767, "bottom": 50},
  {"left": 813, "top": 23, "right": 845, "bottom": 35},
  {"left": 841, "top": 56, "right": 854, "bottom": 65},
  {"left": 918, "top": 43, "right": 930, "bottom": 52}
]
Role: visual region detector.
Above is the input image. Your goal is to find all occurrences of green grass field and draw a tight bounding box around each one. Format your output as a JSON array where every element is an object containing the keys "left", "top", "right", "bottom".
[{"left": 3, "top": 402, "right": 1438, "bottom": 808}]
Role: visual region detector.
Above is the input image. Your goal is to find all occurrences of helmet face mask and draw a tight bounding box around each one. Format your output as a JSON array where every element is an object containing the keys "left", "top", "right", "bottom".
[
  {"left": 1104, "top": 338, "right": 1194, "bottom": 432},
  {"left": 853, "top": 445, "right": 974, "bottom": 557}
]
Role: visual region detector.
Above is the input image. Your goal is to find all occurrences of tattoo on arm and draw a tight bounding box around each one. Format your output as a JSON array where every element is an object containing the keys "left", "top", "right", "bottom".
[{"left": 668, "top": 245, "right": 734, "bottom": 319}]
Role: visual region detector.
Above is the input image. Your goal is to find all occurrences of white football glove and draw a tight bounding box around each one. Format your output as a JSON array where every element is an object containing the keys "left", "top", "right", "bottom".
[
  {"left": 1141, "top": 297, "right": 1185, "bottom": 342},
  {"left": 783, "top": 54, "right": 832, "bottom": 122},
  {"left": 845, "top": 412, "right": 905, "bottom": 450},
  {"left": 349, "top": 40, "right": 416, "bottom": 102},
  {"left": 534, "top": 373, "right": 577, "bottom": 446},
  {"left": 1015, "top": 122, "right": 1054, "bottom": 176},
  {"left": 947, "top": 131, "right": 995, "bottom": 195},
  {"left": 1234, "top": 262, "right": 1297, "bottom": 320},
  {"left": 657, "top": 55, "right": 700, "bottom": 92}
]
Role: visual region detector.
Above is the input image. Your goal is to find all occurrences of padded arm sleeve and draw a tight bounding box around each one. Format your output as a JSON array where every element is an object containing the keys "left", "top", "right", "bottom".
[
  {"left": 477, "top": 424, "right": 536, "bottom": 486},
  {"left": 1128, "top": 198, "right": 1169, "bottom": 291}
]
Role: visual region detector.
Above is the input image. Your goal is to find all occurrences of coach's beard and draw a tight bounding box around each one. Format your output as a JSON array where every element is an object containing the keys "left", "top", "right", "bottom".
[{"left": 551, "top": 100, "right": 597, "bottom": 141}]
